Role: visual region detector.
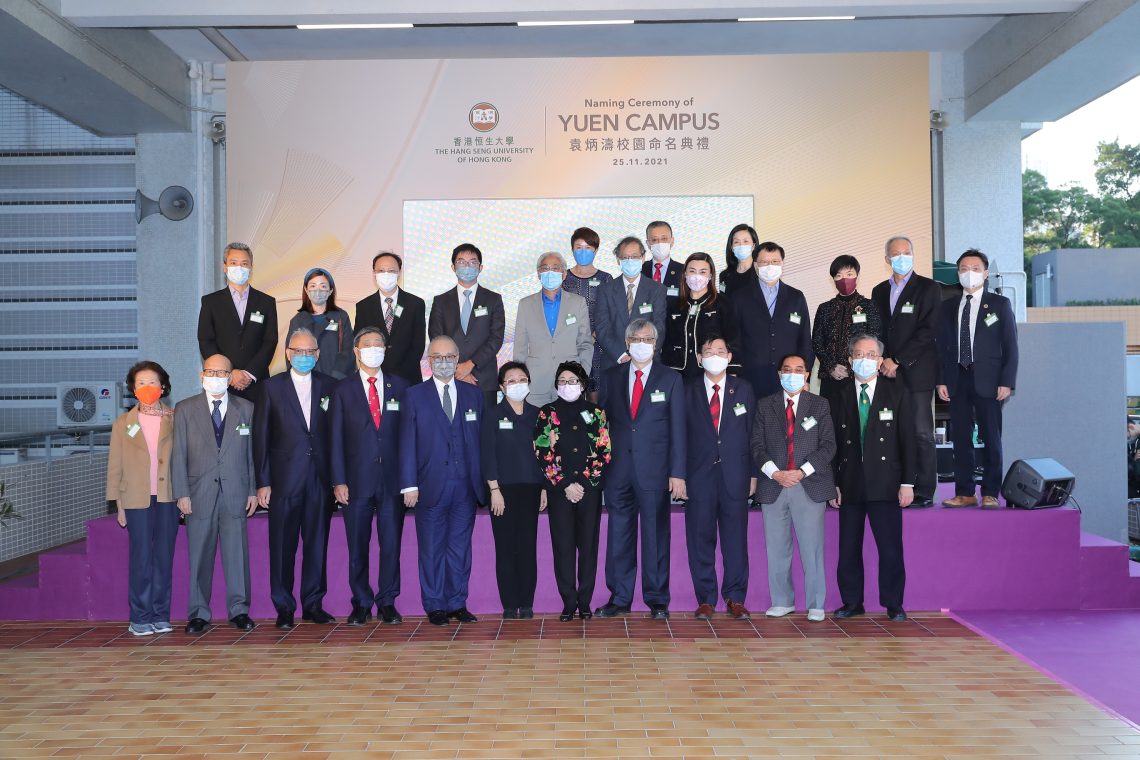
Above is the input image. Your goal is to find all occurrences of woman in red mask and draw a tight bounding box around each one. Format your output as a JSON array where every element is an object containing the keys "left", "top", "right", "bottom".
[
  {"left": 811, "top": 255, "right": 884, "bottom": 403},
  {"left": 106, "top": 361, "right": 178, "bottom": 637}
]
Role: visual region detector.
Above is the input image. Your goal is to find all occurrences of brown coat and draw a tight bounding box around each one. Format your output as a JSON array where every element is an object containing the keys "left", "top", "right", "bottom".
[{"left": 106, "top": 406, "right": 174, "bottom": 508}]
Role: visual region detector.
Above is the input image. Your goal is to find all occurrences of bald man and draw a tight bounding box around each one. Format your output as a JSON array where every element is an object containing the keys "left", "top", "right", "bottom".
[{"left": 399, "top": 336, "right": 485, "bottom": 625}]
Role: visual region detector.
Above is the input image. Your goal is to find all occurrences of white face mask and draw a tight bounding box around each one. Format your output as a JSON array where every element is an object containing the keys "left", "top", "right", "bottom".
[
  {"left": 556, "top": 384, "right": 583, "bottom": 402},
  {"left": 649, "top": 242, "right": 671, "bottom": 261},
  {"left": 700, "top": 355, "right": 729, "bottom": 376},
  {"left": 226, "top": 266, "right": 250, "bottom": 286},
  {"left": 757, "top": 264, "right": 782, "bottom": 283},
  {"left": 202, "top": 376, "right": 228, "bottom": 396},
  {"left": 959, "top": 270, "right": 985, "bottom": 290},
  {"left": 504, "top": 383, "right": 530, "bottom": 402},
  {"left": 628, "top": 342, "right": 654, "bottom": 363},
  {"left": 359, "top": 346, "right": 385, "bottom": 368},
  {"left": 375, "top": 272, "right": 399, "bottom": 292},
  {"left": 685, "top": 274, "right": 710, "bottom": 292}
]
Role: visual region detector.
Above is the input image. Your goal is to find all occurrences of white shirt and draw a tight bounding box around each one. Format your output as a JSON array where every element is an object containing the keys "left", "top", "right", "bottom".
[
  {"left": 205, "top": 391, "right": 228, "bottom": 421},
  {"left": 290, "top": 369, "right": 312, "bottom": 430},
  {"left": 622, "top": 273, "right": 642, "bottom": 291},
  {"left": 703, "top": 374, "right": 726, "bottom": 430},
  {"left": 359, "top": 368, "right": 384, "bottom": 398},
  {"left": 957, "top": 291, "right": 983, "bottom": 363},
  {"left": 628, "top": 361, "right": 653, "bottom": 400},
  {"left": 379, "top": 289, "right": 400, "bottom": 310},
  {"left": 456, "top": 283, "right": 479, "bottom": 314},
  {"left": 761, "top": 391, "right": 816, "bottom": 479}
]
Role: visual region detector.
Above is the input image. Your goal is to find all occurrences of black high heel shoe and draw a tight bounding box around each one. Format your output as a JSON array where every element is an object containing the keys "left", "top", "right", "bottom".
[
  {"left": 578, "top": 605, "right": 593, "bottom": 621},
  {"left": 559, "top": 607, "right": 575, "bottom": 622}
]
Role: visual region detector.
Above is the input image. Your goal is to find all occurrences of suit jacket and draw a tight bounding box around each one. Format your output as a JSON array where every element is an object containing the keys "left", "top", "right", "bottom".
[
  {"left": 871, "top": 273, "right": 941, "bottom": 392},
  {"left": 642, "top": 258, "right": 683, "bottom": 295},
  {"left": 398, "top": 379, "right": 484, "bottom": 506},
  {"left": 329, "top": 370, "right": 409, "bottom": 498},
  {"left": 750, "top": 390, "right": 837, "bottom": 505},
  {"left": 428, "top": 285, "right": 506, "bottom": 392},
  {"left": 599, "top": 362, "right": 686, "bottom": 490},
  {"left": 734, "top": 279, "right": 814, "bottom": 395},
  {"left": 197, "top": 287, "right": 279, "bottom": 384},
  {"left": 106, "top": 405, "right": 174, "bottom": 508},
  {"left": 171, "top": 392, "right": 256, "bottom": 514},
  {"left": 685, "top": 375, "right": 755, "bottom": 500},
  {"left": 936, "top": 290, "right": 1018, "bottom": 398},
  {"left": 512, "top": 289, "right": 593, "bottom": 406},
  {"left": 252, "top": 370, "right": 333, "bottom": 496},
  {"left": 354, "top": 288, "right": 427, "bottom": 386},
  {"left": 664, "top": 292, "right": 742, "bottom": 377},
  {"left": 286, "top": 309, "right": 355, "bottom": 379},
  {"left": 594, "top": 276, "right": 666, "bottom": 372},
  {"left": 831, "top": 377, "right": 916, "bottom": 503}
]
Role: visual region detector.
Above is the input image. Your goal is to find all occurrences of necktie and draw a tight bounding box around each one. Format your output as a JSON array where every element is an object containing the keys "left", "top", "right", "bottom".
[
  {"left": 442, "top": 383, "right": 454, "bottom": 422},
  {"left": 626, "top": 283, "right": 635, "bottom": 314},
  {"left": 785, "top": 398, "right": 796, "bottom": 469},
  {"left": 211, "top": 400, "right": 223, "bottom": 448},
  {"left": 460, "top": 289, "right": 472, "bottom": 334},
  {"left": 960, "top": 294, "right": 973, "bottom": 366},
  {"left": 654, "top": 262, "right": 663, "bottom": 283},
  {"left": 630, "top": 369, "right": 644, "bottom": 419},
  {"left": 367, "top": 377, "right": 381, "bottom": 430},
  {"left": 384, "top": 297, "right": 395, "bottom": 334},
  {"left": 858, "top": 383, "right": 870, "bottom": 446},
  {"left": 709, "top": 383, "right": 720, "bottom": 432}
]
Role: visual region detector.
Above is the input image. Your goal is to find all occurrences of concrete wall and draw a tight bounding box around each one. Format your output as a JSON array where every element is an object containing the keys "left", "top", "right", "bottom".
[{"left": 1031, "top": 248, "right": 1140, "bottom": 307}]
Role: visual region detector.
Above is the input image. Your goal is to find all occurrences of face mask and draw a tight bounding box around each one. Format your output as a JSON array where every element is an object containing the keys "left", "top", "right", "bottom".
[
  {"left": 226, "top": 266, "right": 250, "bottom": 286},
  {"left": 202, "top": 376, "right": 228, "bottom": 396},
  {"left": 375, "top": 272, "right": 399, "bottom": 292},
  {"left": 649, "top": 242, "right": 671, "bottom": 261},
  {"left": 851, "top": 358, "right": 879, "bottom": 380},
  {"left": 456, "top": 264, "right": 479, "bottom": 284},
  {"left": 890, "top": 254, "right": 913, "bottom": 276},
  {"left": 733, "top": 245, "right": 753, "bottom": 262},
  {"left": 134, "top": 385, "right": 162, "bottom": 406},
  {"left": 556, "top": 384, "right": 583, "bottom": 402},
  {"left": 539, "top": 271, "right": 563, "bottom": 290},
  {"left": 959, "top": 270, "right": 985, "bottom": 290},
  {"left": 291, "top": 354, "right": 317, "bottom": 374},
  {"left": 504, "top": 383, "right": 530, "bottom": 402},
  {"left": 308, "top": 288, "right": 330, "bottom": 306},
  {"left": 780, "top": 373, "right": 805, "bottom": 394},
  {"left": 835, "top": 277, "right": 857, "bottom": 296},
  {"left": 432, "top": 358, "right": 458, "bottom": 380},
  {"left": 619, "top": 259, "right": 642, "bottom": 279},
  {"left": 628, "top": 342, "right": 654, "bottom": 363},
  {"left": 685, "top": 274, "right": 710, "bottom": 292},
  {"left": 358, "top": 346, "right": 385, "bottom": 368},
  {"left": 573, "top": 248, "right": 596, "bottom": 266},
  {"left": 700, "top": 355, "right": 729, "bottom": 376},
  {"left": 757, "top": 264, "right": 782, "bottom": 282}
]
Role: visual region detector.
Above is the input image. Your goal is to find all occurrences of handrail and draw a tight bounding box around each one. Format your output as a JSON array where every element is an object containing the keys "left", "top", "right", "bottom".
[{"left": 0, "top": 425, "right": 112, "bottom": 445}]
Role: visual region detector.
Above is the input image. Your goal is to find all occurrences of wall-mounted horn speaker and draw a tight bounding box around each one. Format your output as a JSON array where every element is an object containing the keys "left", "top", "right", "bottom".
[{"left": 135, "top": 185, "right": 195, "bottom": 223}]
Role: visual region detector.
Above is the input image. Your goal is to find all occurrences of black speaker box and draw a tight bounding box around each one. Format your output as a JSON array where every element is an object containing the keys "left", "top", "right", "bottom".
[{"left": 1001, "top": 458, "right": 1075, "bottom": 509}]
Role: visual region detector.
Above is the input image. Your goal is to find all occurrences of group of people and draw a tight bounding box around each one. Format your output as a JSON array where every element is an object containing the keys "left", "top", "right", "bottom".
[{"left": 105, "top": 225, "right": 1019, "bottom": 636}]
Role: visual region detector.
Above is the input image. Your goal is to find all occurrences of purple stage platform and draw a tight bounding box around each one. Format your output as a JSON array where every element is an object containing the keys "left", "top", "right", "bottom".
[{"left": 2, "top": 483, "right": 1137, "bottom": 620}]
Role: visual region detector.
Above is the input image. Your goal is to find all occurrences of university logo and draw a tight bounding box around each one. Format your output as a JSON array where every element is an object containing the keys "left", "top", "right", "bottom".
[{"left": 469, "top": 102, "right": 498, "bottom": 132}]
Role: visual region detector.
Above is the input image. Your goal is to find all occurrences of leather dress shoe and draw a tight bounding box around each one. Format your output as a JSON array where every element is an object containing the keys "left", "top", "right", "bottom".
[
  {"left": 448, "top": 607, "right": 477, "bottom": 623},
  {"left": 427, "top": 609, "right": 449, "bottom": 626},
  {"left": 649, "top": 604, "right": 670, "bottom": 620},
  {"left": 519, "top": 607, "right": 535, "bottom": 619},
  {"left": 981, "top": 495, "right": 1000, "bottom": 509},
  {"left": 503, "top": 608, "right": 519, "bottom": 620},
  {"left": 834, "top": 604, "right": 865, "bottom": 619},
  {"left": 595, "top": 602, "right": 631, "bottom": 618},
  {"left": 577, "top": 605, "right": 592, "bottom": 621},
  {"left": 346, "top": 606, "right": 372, "bottom": 626},
  {"left": 559, "top": 607, "right": 575, "bottom": 622},
  {"left": 379, "top": 605, "right": 402, "bottom": 625},
  {"left": 910, "top": 496, "right": 935, "bottom": 508},
  {"left": 275, "top": 612, "right": 295, "bottom": 630},
  {"left": 302, "top": 608, "right": 335, "bottom": 625},
  {"left": 229, "top": 614, "right": 255, "bottom": 631},
  {"left": 886, "top": 607, "right": 908, "bottom": 622},
  {"left": 726, "top": 600, "right": 751, "bottom": 620},
  {"left": 184, "top": 617, "right": 209, "bottom": 635},
  {"left": 694, "top": 603, "right": 715, "bottom": 620},
  {"left": 942, "top": 495, "right": 978, "bottom": 508}
]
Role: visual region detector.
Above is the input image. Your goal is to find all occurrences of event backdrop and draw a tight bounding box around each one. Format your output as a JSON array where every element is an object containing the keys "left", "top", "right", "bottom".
[{"left": 227, "top": 54, "right": 932, "bottom": 373}]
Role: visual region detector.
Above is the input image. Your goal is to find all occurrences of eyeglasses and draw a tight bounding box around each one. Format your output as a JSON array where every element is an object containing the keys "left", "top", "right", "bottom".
[
  {"left": 628, "top": 337, "right": 656, "bottom": 345},
  {"left": 288, "top": 348, "right": 318, "bottom": 357},
  {"left": 537, "top": 266, "right": 563, "bottom": 274},
  {"left": 556, "top": 379, "right": 582, "bottom": 387},
  {"left": 618, "top": 255, "right": 642, "bottom": 261},
  {"left": 202, "top": 369, "right": 229, "bottom": 378},
  {"left": 851, "top": 352, "right": 881, "bottom": 360},
  {"left": 503, "top": 378, "right": 528, "bottom": 386},
  {"left": 702, "top": 349, "right": 729, "bottom": 357},
  {"left": 430, "top": 353, "right": 459, "bottom": 362}
]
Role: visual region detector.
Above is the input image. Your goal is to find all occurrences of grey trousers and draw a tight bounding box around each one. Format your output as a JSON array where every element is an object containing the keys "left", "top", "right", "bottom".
[
  {"left": 185, "top": 494, "right": 251, "bottom": 621},
  {"left": 761, "top": 483, "right": 827, "bottom": 611}
]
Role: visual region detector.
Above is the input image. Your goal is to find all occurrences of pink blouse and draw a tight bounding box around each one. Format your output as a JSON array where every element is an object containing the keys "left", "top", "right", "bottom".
[{"left": 139, "top": 413, "right": 162, "bottom": 496}]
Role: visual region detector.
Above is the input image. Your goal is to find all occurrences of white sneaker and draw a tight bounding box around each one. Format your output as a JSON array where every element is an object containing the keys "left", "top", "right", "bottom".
[
  {"left": 765, "top": 606, "right": 795, "bottom": 618},
  {"left": 152, "top": 621, "right": 173, "bottom": 634},
  {"left": 127, "top": 622, "right": 155, "bottom": 636},
  {"left": 806, "top": 609, "right": 826, "bottom": 623}
]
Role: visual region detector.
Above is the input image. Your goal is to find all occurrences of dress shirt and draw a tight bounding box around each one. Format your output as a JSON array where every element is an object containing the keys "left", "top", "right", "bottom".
[
  {"left": 229, "top": 286, "right": 248, "bottom": 322},
  {"left": 290, "top": 369, "right": 312, "bottom": 430},
  {"left": 541, "top": 289, "right": 562, "bottom": 336},
  {"left": 456, "top": 283, "right": 479, "bottom": 313},
  {"left": 759, "top": 278, "right": 780, "bottom": 314},
  {"left": 888, "top": 271, "right": 913, "bottom": 314},
  {"left": 205, "top": 391, "right": 229, "bottom": 420},
  {"left": 378, "top": 289, "right": 400, "bottom": 309},
  {"left": 703, "top": 374, "right": 726, "bottom": 430},
  {"left": 761, "top": 391, "right": 816, "bottom": 478},
  {"left": 628, "top": 360, "right": 653, "bottom": 399},
  {"left": 622, "top": 273, "right": 642, "bottom": 299},
  {"left": 359, "top": 368, "right": 384, "bottom": 395},
  {"left": 957, "top": 290, "right": 983, "bottom": 363}
]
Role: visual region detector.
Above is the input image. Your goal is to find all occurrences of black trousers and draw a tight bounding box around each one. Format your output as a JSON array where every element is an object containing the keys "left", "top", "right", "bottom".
[
  {"left": 950, "top": 365, "right": 1004, "bottom": 497},
  {"left": 547, "top": 483, "right": 603, "bottom": 611},
  {"left": 342, "top": 488, "right": 405, "bottom": 609},
  {"left": 268, "top": 476, "right": 332, "bottom": 614},
  {"left": 684, "top": 469, "right": 749, "bottom": 605},
  {"left": 903, "top": 387, "right": 937, "bottom": 500},
  {"left": 837, "top": 498, "right": 905, "bottom": 609},
  {"left": 489, "top": 483, "right": 542, "bottom": 610}
]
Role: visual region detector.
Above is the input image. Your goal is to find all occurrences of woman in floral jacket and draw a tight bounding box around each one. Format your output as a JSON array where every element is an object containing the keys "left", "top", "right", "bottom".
[{"left": 534, "top": 361, "right": 612, "bottom": 622}]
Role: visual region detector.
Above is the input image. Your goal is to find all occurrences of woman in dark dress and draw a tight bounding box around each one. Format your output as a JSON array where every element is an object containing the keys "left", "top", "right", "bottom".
[
  {"left": 718, "top": 223, "right": 759, "bottom": 297},
  {"left": 562, "top": 226, "right": 613, "bottom": 400},
  {"left": 663, "top": 252, "right": 741, "bottom": 378},
  {"left": 811, "top": 254, "right": 884, "bottom": 401},
  {"left": 481, "top": 361, "right": 547, "bottom": 619},
  {"left": 286, "top": 267, "right": 355, "bottom": 379},
  {"left": 534, "top": 361, "right": 612, "bottom": 621}
]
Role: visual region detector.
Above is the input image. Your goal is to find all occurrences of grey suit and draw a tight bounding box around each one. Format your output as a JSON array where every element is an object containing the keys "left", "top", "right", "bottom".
[
  {"left": 428, "top": 284, "right": 506, "bottom": 393},
  {"left": 172, "top": 392, "right": 257, "bottom": 621},
  {"left": 594, "top": 276, "right": 667, "bottom": 372},
  {"left": 513, "top": 289, "right": 593, "bottom": 405}
]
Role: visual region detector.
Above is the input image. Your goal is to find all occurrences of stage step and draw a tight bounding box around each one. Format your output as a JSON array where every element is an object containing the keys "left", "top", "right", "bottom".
[
  {"left": 0, "top": 540, "right": 91, "bottom": 620},
  {"left": 1078, "top": 532, "right": 1139, "bottom": 610}
]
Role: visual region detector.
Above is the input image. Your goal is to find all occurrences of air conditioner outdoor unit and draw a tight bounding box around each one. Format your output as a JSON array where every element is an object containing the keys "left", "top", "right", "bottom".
[{"left": 56, "top": 383, "right": 119, "bottom": 428}]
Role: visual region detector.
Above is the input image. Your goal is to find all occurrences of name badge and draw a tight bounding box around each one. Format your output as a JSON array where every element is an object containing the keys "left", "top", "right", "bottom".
[
  {"left": 638, "top": 303, "right": 653, "bottom": 315},
  {"left": 580, "top": 410, "right": 593, "bottom": 423},
  {"left": 325, "top": 321, "right": 338, "bottom": 331},
  {"left": 802, "top": 416, "right": 817, "bottom": 430},
  {"left": 852, "top": 313, "right": 867, "bottom": 324},
  {"left": 984, "top": 313, "right": 999, "bottom": 326},
  {"left": 650, "top": 390, "right": 666, "bottom": 403},
  {"left": 237, "top": 423, "right": 251, "bottom": 436},
  {"left": 473, "top": 305, "right": 489, "bottom": 318},
  {"left": 565, "top": 314, "right": 578, "bottom": 326},
  {"left": 126, "top": 423, "right": 140, "bottom": 438},
  {"left": 385, "top": 399, "right": 400, "bottom": 411},
  {"left": 879, "top": 409, "right": 894, "bottom": 421},
  {"left": 393, "top": 304, "right": 404, "bottom": 318},
  {"left": 789, "top": 312, "right": 802, "bottom": 325},
  {"left": 249, "top": 311, "right": 265, "bottom": 324},
  {"left": 901, "top": 303, "right": 915, "bottom": 314},
  {"left": 464, "top": 409, "right": 477, "bottom": 422},
  {"left": 733, "top": 403, "right": 747, "bottom": 416},
  {"left": 588, "top": 279, "right": 601, "bottom": 287},
  {"left": 320, "top": 396, "right": 330, "bottom": 412},
  {"left": 718, "top": 282, "right": 726, "bottom": 293},
  {"left": 666, "top": 286, "right": 680, "bottom": 298},
  {"left": 499, "top": 418, "right": 513, "bottom": 430},
  {"left": 688, "top": 304, "right": 700, "bottom": 316}
]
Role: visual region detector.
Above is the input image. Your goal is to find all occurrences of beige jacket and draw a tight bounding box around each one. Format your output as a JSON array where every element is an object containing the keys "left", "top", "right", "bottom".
[{"left": 106, "top": 406, "right": 174, "bottom": 508}]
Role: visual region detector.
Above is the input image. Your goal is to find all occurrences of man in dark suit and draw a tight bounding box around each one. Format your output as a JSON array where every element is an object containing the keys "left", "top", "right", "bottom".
[
  {"left": 252, "top": 328, "right": 335, "bottom": 630},
  {"left": 643, "top": 220, "right": 683, "bottom": 302},
  {"left": 196, "top": 242, "right": 278, "bottom": 401},
  {"left": 684, "top": 336, "right": 755, "bottom": 620},
  {"left": 936, "top": 249, "right": 1018, "bottom": 509},
  {"left": 734, "top": 242, "right": 814, "bottom": 399},
  {"left": 354, "top": 252, "right": 426, "bottom": 387},
  {"left": 870, "top": 236, "right": 941, "bottom": 507},
  {"left": 751, "top": 353, "right": 836, "bottom": 622},
  {"left": 830, "top": 334, "right": 915, "bottom": 622},
  {"left": 597, "top": 318, "right": 687, "bottom": 620},
  {"left": 399, "top": 335, "right": 484, "bottom": 625},
  {"left": 596, "top": 236, "right": 667, "bottom": 372},
  {"left": 427, "top": 243, "right": 505, "bottom": 410},
  {"left": 330, "top": 326, "right": 410, "bottom": 625}
]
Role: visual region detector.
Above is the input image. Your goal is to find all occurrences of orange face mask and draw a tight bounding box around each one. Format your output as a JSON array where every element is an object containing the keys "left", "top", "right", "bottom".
[{"left": 135, "top": 385, "right": 162, "bottom": 405}]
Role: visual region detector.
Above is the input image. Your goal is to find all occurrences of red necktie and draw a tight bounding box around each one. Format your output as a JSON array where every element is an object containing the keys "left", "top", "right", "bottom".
[
  {"left": 630, "top": 369, "right": 644, "bottom": 419},
  {"left": 710, "top": 383, "right": 720, "bottom": 431},
  {"left": 368, "top": 377, "right": 381, "bottom": 430},
  {"left": 654, "top": 262, "right": 663, "bottom": 283},
  {"left": 785, "top": 398, "right": 796, "bottom": 469}
]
